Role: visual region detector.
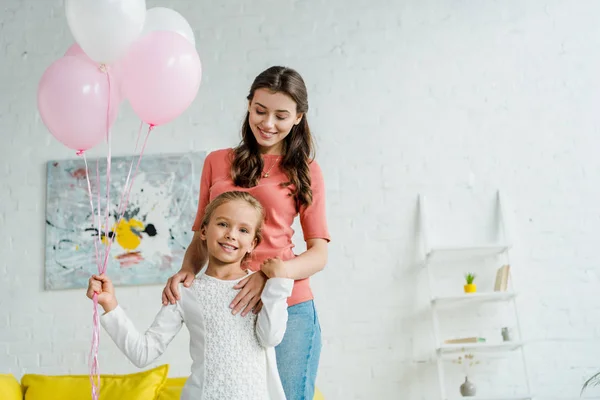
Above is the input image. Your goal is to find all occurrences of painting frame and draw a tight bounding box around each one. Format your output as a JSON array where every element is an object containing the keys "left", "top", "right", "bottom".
[{"left": 44, "top": 151, "right": 206, "bottom": 290}]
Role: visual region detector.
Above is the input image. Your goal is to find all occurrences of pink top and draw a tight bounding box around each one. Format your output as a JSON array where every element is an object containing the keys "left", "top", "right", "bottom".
[{"left": 192, "top": 148, "right": 330, "bottom": 306}]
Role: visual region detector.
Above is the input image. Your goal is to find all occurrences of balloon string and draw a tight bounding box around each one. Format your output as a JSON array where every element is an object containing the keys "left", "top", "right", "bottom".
[
  {"left": 101, "top": 69, "right": 112, "bottom": 274},
  {"left": 80, "top": 153, "right": 101, "bottom": 281},
  {"left": 103, "top": 123, "right": 153, "bottom": 265},
  {"left": 111, "top": 122, "right": 144, "bottom": 239},
  {"left": 79, "top": 151, "right": 101, "bottom": 399},
  {"left": 88, "top": 65, "right": 113, "bottom": 400}
]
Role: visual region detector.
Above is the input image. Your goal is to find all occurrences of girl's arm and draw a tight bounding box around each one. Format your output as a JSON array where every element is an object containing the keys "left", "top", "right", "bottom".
[
  {"left": 255, "top": 262, "right": 294, "bottom": 347},
  {"left": 88, "top": 275, "right": 186, "bottom": 368},
  {"left": 100, "top": 298, "right": 185, "bottom": 368}
]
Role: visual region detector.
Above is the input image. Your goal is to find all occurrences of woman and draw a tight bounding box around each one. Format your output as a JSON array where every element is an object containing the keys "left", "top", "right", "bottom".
[{"left": 162, "top": 65, "right": 330, "bottom": 400}]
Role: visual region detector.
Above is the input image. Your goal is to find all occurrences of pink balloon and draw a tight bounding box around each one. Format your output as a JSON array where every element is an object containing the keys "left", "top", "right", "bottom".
[
  {"left": 122, "top": 30, "right": 202, "bottom": 126},
  {"left": 65, "top": 43, "right": 126, "bottom": 103},
  {"left": 64, "top": 43, "right": 88, "bottom": 58},
  {"left": 37, "top": 56, "right": 120, "bottom": 151}
]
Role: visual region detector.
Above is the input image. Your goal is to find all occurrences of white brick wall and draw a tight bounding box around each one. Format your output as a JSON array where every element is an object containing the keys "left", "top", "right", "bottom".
[{"left": 2, "top": 0, "right": 600, "bottom": 398}]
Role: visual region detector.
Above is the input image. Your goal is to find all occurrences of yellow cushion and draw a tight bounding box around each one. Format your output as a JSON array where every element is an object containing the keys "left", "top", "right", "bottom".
[
  {"left": 157, "top": 377, "right": 187, "bottom": 400},
  {"left": 314, "top": 386, "right": 325, "bottom": 400},
  {"left": 0, "top": 374, "right": 22, "bottom": 400},
  {"left": 154, "top": 376, "right": 325, "bottom": 400},
  {"left": 22, "top": 364, "right": 168, "bottom": 400},
  {"left": 155, "top": 376, "right": 324, "bottom": 399}
]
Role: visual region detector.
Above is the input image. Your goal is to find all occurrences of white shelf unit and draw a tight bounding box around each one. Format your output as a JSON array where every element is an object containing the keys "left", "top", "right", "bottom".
[
  {"left": 419, "top": 190, "right": 532, "bottom": 400},
  {"left": 438, "top": 341, "right": 525, "bottom": 355},
  {"left": 446, "top": 396, "right": 531, "bottom": 400},
  {"left": 432, "top": 291, "right": 517, "bottom": 306},
  {"left": 426, "top": 245, "right": 511, "bottom": 263}
]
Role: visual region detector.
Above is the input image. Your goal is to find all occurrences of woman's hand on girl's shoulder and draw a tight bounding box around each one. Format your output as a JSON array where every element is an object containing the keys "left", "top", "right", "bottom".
[
  {"left": 162, "top": 269, "right": 196, "bottom": 305},
  {"left": 231, "top": 271, "right": 268, "bottom": 317}
]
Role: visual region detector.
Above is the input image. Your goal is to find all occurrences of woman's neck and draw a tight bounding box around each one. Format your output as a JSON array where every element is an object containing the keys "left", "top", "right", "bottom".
[
  {"left": 259, "top": 143, "right": 284, "bottom": 155},
  {"left": 205, "top": 262, "right": 247, "bottom": 280}
]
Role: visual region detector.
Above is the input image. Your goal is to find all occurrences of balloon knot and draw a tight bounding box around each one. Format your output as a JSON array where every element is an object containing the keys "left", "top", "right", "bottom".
[
  {"left": 99, "top": 64, "right": 107, "bottom": 73},
  {"left": 76, "top": 150, "right": 84, "bottom": 156}
]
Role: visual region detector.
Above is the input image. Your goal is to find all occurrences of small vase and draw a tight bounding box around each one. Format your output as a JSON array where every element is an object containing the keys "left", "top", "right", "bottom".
[
  {"left": 464, "top": 284, "right": 477, "bottom": 293},
  {"left": 460, "top": 376, "right": 476, "bottom": 397},
  {"left": 502, "top": 327, "right": 512, "bottom": 342}
]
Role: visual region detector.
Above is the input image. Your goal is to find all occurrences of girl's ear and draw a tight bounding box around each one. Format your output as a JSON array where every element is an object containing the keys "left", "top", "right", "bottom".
[
  {"left": 294, "top": 113, "right": 303, "bottom": 125},
  {"left": 199, "top": 226, "right": 207, "bottom": 241}
]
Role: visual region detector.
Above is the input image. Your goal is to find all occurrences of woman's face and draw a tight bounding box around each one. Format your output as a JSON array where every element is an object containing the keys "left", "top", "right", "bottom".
[{"left": 248, "top": 88, "right": 303, "bottom": 155}]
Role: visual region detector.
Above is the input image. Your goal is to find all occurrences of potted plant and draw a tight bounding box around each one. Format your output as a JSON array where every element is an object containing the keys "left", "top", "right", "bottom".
[
  {"left": 453, "top": 353, "right": 480, "bottom": 397},
  {"left": 582, "top": 371, "right": 600, "bottom": 395},
  {"left": 464, "top": 273, "right": 477, "bottom": 293}
]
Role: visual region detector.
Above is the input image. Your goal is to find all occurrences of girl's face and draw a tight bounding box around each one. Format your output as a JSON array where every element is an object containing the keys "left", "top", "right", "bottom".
[
  {"left": 201, "top": 200, "right": 260, "bottom": 267},
  {"left": 248, "top": 88, "right": 303, "bottom": 155}
]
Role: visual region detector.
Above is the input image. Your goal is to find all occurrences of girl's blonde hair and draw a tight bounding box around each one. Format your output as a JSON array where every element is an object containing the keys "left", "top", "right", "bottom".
[{"left": 200, "top": 191, "right": 265, "bottom": 249}]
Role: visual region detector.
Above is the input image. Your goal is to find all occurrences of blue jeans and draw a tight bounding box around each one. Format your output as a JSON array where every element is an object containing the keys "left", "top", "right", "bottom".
[{"left": 275, "top": 300, "right": 322, "bottom": 400}]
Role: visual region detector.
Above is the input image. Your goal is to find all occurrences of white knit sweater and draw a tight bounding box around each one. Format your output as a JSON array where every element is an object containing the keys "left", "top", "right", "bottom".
[{"left": 101, "top": 273, "right": 292, "bottom": 400}]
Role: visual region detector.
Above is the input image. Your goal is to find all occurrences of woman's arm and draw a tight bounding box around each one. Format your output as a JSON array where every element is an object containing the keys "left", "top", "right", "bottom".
[
  {"left": 162, "top": 231, "right": 207, "bottom": 304},
  {"left": 101, "top": 302, "right": 185, "bottom": 368},
  {"left": 163, "top": 152, "right": 213, "bottom": 305},
  {"left": 282, "top": 238, "right": 328, "bottom": 280},
  {"left": 231, "top": 161, "right": 330, "bottom": 315},
  {"left": 287, "top": 160, "right": 330, "bottom": 280},
  {"left": 183, "top": 231, "right": 208, "bottom": 275}
]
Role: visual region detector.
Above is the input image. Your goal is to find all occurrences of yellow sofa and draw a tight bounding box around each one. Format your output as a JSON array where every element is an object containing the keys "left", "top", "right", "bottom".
[{"left": 1, "top": 364, "right": 325, "bottom": 399}]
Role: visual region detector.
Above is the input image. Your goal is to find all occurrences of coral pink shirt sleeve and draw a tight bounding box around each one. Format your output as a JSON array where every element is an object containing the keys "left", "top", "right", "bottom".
[
  {"left": 299, "top": 161, "right": 330, "bottom": 242},
  {"left": 191, "top": 152, "right": 214, "bottom": 231}
]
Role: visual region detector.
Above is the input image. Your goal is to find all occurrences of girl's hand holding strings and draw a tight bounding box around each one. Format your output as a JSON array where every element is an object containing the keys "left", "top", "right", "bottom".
[{"left": 86, "top": 274, "right": 118, "bottom": 313}]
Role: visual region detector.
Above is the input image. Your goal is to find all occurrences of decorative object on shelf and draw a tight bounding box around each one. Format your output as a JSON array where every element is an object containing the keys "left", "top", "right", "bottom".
[
  {"left": 444, "top": 337, "right": 486, "bottom": 345},
  {"left": 460, "top": 376, "right": 477, "bottom": 397},
  {"left": 494, "top": 264, "right": 511, "bottom": 291},
  {"left": 464, "top": 273, "right": 477, "bottom": 293},
  {"left": 581, "top": 370, "right": 600, "bottom": 395},
  {"left": 501, "top": 327, "right": 513, "bottom": 342},
  {"left": 453, "top": 353, "right": 479, "bottom": 397}
]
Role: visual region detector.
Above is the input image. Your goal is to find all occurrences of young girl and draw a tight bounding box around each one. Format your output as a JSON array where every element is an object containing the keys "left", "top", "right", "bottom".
[
  {"left": 87, "top": 191, "right": 293, "bottom": 400},
  {"left": 162, "top": 66, "right": 329, "bottom": 400}
]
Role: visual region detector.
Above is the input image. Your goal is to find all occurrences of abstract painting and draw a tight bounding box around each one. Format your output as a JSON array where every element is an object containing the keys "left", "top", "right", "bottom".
[{"left": 44, "top": 151, "right": 206, "bottom": 290}]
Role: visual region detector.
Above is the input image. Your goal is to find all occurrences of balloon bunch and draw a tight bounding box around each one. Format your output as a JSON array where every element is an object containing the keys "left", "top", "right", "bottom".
[
  {"left": 38, "top": 0, "right": 201, "bottom": 151},
  {"left": 36, "top": 2, "right": 201, "bottom": 398}
]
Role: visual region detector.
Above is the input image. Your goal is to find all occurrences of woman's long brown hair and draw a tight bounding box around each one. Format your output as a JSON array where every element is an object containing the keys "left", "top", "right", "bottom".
[{"left": 231, "top": 66, "right": 315, "bottom": 208}]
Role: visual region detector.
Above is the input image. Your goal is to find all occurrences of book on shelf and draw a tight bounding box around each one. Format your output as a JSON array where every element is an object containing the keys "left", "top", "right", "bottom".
[
  {"left": 494, "top": 264, "right": 510, "bottom": 291},
  {"left": 443, "top": 337, "right": 486, "bottom": 345}
]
